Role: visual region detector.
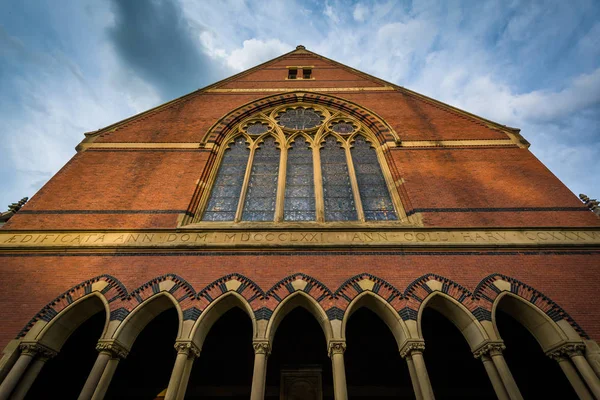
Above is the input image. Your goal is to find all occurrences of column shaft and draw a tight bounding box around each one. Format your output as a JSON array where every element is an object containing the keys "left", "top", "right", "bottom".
[
  {"left": 250, "top": 352, "right": 268, "bottom": 400},
  {"left": 570, "top": 354, "right": 600, "bottom": 399},
  {"left": 0, "top": 353, "right": 34, "bottom": 400},
  {"left": 480, "top": 354, "right": 510, "bottom": 400},
  {"left": 331, "top": 352, "right": 348, "bottom": 400},
  {"left": 91, "top": 358, "right": 120, "bottom": 400},
  {"left": 78, "top": 351, "right": 111, "bottom": 400},
  {"left": 555, "top": 357, "right": 593, "bottom": 400},
  {"left": 405, "top": 355, "right": 423, "bottom": 400},
  {"left": 165, "top": 352, "right": 189, "bottom": 400},
  {"left": 490, "top": 352, "right": 523, "bottom": 400},
  {"left": 410, "top": 351, "right": 435, "bottom": 400},
  {"left": 175, "top": 357, "right": 195, "bottom": 400},
  {"left": 10, "top": 356, "right": 48, "bottom": 400}
]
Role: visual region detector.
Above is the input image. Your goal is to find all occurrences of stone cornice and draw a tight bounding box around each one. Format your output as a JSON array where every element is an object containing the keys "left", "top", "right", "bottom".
[{"left": 0, "top": 228, "right": 599, "bottom": 251}]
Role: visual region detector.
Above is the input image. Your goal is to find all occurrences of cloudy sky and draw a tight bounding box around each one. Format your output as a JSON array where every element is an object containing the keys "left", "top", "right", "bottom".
[{"left": 1, "top": 0, "right": 599, "bottom": 209}]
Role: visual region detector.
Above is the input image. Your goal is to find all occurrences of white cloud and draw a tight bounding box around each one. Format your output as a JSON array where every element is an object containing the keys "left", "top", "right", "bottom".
[
  {"left": 324, "top": 1, "right": 340, "bottom": 24},
  {"left": 226, "top": 39, "right": 292, "bottom": 71},
  {"left": 353, "top": 3, "right": 369, "bottom": 22}
]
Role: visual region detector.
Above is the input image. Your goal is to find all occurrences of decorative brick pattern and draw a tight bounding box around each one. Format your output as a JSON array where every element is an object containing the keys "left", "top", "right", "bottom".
[{"left": 14, "top": 271, "right": 588, "bottom": 341}]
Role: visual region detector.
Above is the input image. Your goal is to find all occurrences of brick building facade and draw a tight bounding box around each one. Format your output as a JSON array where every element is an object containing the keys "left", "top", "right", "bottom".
[{"left": 0, "top": 46, "right": 599, "bottom": 399}]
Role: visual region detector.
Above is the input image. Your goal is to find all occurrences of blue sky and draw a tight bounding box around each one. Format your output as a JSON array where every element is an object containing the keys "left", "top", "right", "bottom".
[{"left": 1, "top": 0, "right": 599, "bottom": 209}]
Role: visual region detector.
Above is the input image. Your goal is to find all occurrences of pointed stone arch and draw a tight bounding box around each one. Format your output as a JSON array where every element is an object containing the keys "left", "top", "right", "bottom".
[
  {"left": 201, "top": 91, "right": 400, "bottom": 148},
  {"left": 16, "top": 275, "right": 125, "bottom": 343},
  {"left": 474, "top": 274, "right": 589, "bottom": 346},
  {"left": 111, "top": 292, "right": 183, "bottom": 351},
  {"left": 407, "top": 274, "right": 489, "bottom": 349},
  {"left": 265, "top": 291, "right": 333, "bottom": 344},
  {"left": 189, "top": 291, "right": 258, "bottom": 350},
  {"left": 341, "top": 291, "right": 411, "bottom": 350},
  {"left": 332, "top": 273, "right": 404, "bottom": 321}
]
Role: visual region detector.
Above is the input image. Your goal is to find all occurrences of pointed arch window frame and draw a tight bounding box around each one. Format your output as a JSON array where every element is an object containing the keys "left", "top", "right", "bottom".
[{"left": 193, "top": 104, "right": 408, "bottom": 225}]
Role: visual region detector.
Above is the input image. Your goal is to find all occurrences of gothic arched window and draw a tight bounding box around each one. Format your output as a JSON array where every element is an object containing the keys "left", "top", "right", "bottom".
[{"left": 199, "top": 105, "right": 401, "bottom": 224}]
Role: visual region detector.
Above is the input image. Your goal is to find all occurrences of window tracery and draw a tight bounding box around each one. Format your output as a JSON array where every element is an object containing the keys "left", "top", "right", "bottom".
[{"left": 200, "top": 104, "right": 402, "bottom": 224}]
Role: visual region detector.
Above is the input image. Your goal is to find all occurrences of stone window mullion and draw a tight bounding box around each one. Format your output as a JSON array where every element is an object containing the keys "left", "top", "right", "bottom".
[
  {"left": 344, "top": 142, "right": 366, "bottom": 222},
  {"left": 234, "top": 142, "right": 257, "bottom": 222}
]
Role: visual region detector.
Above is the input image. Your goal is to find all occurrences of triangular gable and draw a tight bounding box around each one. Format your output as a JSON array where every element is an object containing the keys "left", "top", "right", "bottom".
[{"left": 80, "top": 45, "right": 526, "bottom": 146}]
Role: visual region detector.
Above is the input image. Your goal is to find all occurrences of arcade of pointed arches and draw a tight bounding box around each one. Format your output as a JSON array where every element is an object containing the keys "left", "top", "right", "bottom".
[{"left": 0, "top": 273, "right": 599, "bottom": 400}]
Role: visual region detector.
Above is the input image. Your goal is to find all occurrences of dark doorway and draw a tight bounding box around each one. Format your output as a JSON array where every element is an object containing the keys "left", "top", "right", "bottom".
[
  {"left": 105, "top": 307, "right": 178, "bottom": 399},
  {"left": 266, "top": 307, "right": 333, "bottom": 400},
  {"left": 421, "top": 307, "right": 496, "bottom": 399},
  {"left": 185, "top": 307, "right": 254, "bottom": 399},
  {"left": 345, "top": 307, "right": 413, "bottom": 398},
  {"left": 26, "top": 310, "right": 105, "bottom": 399},
  {"left": 496, "top": 309, "right": 578, "bottom": 399}
]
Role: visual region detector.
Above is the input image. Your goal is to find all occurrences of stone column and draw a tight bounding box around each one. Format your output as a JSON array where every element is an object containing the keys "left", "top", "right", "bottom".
[
  {"left": 479, "top": 343, "right": 523, "bottom": 400},
  {"left": 250, "top": 341, "right": 270, "bottom": 400},
  {"left": 473, "top": 345, "right": 510, "bottom": 400},
  {"left": 91, "top": 358, "right": 121, "bottom": 400},
  {"left": 165, "top": 341, "right": 200, "bottom": 400},
  {"left": 328, "top": 341, "right": 348, "bottom": 400},
  {"left": 0, "top": 343, "right": 55, "bottom": 400},
  {"left": 400, "top": 342, "right": 435, "bottom": 400},
  {"left": 547, "top": 351, "right": 593, "bottom": 400},
  {"left": 7, "top": 344, "right": 57, "bottom": 400},
  {"left": 550, "top": 343, "right": 600, "bottom": 399},
  {"left": 404, "top": 354, "right": 423, "bottom": 400},
  {"left": 79, "top": 341, "right": 128, "bottom": 400}
]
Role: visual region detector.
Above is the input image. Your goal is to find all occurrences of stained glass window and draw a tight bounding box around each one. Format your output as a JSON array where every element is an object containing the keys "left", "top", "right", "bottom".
[
  {"left": 351, "top": 136, "right": 397, "bottom": 221},
  {"left": 284, "top": 136, "right": 315, "bottom": 221},
  {"left": 321, "top": 136, "right": 357, "bottom": 221},
  {"left": 246, "top": 122, "right": 269, "bottom": 135},
  {"left": 242, "top": 136, "right": 280, "bottom": 221},
  {"left": 277, "top": 108, "right": 323, "bottom": 130},
  {"left": 331, "top": 122, "right": 354, "bottom": 135},
  {"left": 202, "top": 137, "right": 249, "bottom": 221}
]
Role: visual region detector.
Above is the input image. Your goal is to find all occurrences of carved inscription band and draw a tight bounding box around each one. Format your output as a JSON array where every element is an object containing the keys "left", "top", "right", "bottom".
[{"left": 1, "top": 229, "right": 599, "bottom": 250}]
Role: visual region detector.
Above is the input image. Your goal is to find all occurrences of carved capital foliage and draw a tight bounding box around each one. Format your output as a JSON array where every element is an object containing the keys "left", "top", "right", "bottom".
[
  {"left": 19, "top": 342, "right": 57, "bottom": 360},
  {"left": 328, "top": 341, "right": 347, "bottom": 357},
  {"left": 473, "top": 342, "right": 505, "bottom": 359},
  {"left": 174, "top": 341, "right": 201, "bottom": 358},
  {"left": 399, "top": 341, "right": 426, "bottom": 358},
  {"left": 547, "top": 343, "right": 586, "bottom": 360},
  {"left": 253, "top": 341, "right": 271, "bottom": 355},
  {"left": 473, "top": 342, "right": 506, "bottom": 359},
  {"left": 96, "top": 341, "right": 129, "bottom": 359}
]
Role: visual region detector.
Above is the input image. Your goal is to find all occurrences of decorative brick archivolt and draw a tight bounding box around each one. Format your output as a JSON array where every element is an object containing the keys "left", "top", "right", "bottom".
[
  {"left": 14, "top": 272, "right": 588, "bottom": 353},
  {"left": 200, "top": 91, "right": 399, "bottom": 148},
  {"left": 474, "top": 273, "right": 589, "bottom": 340},
  {"left": 265, "top": 273, "right": 332, "bottom": 316}
]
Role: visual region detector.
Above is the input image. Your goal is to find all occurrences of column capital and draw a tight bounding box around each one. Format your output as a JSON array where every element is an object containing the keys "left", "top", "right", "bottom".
[
  {"left": 328, "top": 341, "right": 347, "bottom": 357},
  {"left": 546, "top": 342, "right": 586, "bottom": 360},
  {"left": 96, "top": 340, "right": 129, "bottom": 359},
  {"left": 399, "top": 340, "right": 425, "bottom": 358},
  {"left": 174, "top": 341, "right": 201, "bottom": 358},
  {"left": 473, "top": 342, "right": 506, "bottom": 359},
  {"left": 252, "top": 340, "right": 271, "bottom": 355},
  {"left": 18, "top": 342, "right": 57, "bottom": 360}
]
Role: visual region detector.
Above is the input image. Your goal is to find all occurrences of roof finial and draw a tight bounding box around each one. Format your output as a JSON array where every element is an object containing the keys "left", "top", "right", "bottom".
[{"left": 296, "top": 45, "right": 306, "bottom": 50}]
